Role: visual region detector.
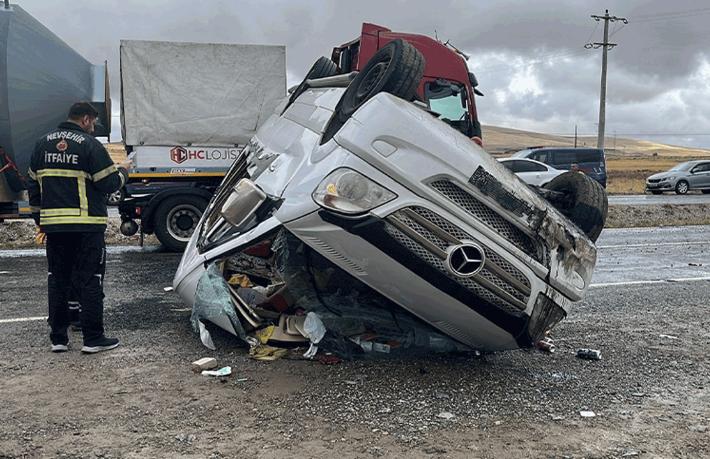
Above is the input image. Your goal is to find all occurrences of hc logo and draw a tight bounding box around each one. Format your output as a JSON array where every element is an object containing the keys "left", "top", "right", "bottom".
[{"left": 170, "top": 146, "right": 188, "bottom": 164}]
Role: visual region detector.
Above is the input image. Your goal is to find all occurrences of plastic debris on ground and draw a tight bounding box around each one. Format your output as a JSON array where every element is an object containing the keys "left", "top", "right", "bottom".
[
  {"left": 576, "top": 348, "right": 602, "bottom": 360},
  {"left": 190, "top": 230, "right": 479, "bottom": 360},
  {"left": 201, "top": 366, "right": 232, "bottom": 377},
  {"left": 579, "top": 410, "right": 596, "bottom": 418}
]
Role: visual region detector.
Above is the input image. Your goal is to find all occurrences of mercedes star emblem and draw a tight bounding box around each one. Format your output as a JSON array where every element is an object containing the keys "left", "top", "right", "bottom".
[{"left": 446, "top": 242, "right": 485, "bottom": 277}]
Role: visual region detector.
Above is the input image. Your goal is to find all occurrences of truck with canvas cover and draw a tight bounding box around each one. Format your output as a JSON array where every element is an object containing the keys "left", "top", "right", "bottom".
[
  {"left": 0, "top": 2, "right": 110, "bottom": 221},
  {"left": 117, "top": 40, "right": 286, "bottom": 251}
]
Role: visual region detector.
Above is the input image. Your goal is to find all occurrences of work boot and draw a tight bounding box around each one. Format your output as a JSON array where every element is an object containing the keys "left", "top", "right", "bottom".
[{"left": 81, "top": 336, "right": 120, "bottom": 354}]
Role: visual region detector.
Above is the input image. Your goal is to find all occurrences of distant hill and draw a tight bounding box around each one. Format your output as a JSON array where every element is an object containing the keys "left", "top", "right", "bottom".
[
  {"left": 482, "top": 125, "right": 710, "bottom": 159},
  {"left": 106, "top": 125, "right": 710, "bottom": 163}
]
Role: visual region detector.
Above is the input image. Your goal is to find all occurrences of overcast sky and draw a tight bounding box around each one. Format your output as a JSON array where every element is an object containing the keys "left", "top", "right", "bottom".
[{"left": 17, "top": 0, "right": 710, "bottom": 148}]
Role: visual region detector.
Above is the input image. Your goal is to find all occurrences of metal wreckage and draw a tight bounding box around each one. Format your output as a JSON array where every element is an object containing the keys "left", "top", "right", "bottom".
[{"left": 173, "top": 39, "right": 607, "bottom": 361}]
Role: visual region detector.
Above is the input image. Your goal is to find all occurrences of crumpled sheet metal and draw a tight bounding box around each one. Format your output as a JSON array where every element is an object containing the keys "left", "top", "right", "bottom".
[{"left": 191, "top": 263, "right": 247, "bottom": 350}]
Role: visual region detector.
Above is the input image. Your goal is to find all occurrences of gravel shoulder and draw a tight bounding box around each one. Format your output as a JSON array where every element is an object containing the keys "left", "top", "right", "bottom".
[
  {"left": 0, "top": 250, "right": 708, "bottom": 457},
  {"left": 4, "top": 203, "right": 710, "bottom": 250}
]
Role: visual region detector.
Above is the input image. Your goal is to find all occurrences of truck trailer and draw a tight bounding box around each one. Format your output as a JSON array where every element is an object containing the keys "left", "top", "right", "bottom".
[
  {"left": 0, "top": 2, "right": 110, "bottom": 221},
  {"left": 117, "top": 40, "right": 287, "bottom": 251}
]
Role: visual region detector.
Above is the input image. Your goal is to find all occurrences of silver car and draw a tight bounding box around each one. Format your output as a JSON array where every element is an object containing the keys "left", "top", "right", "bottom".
[
  {"left": 646, "top": 160, "right": 710, "bottom": 195},
  {"left": 173, "top": 41, "right": 607, "bottom": 355}
]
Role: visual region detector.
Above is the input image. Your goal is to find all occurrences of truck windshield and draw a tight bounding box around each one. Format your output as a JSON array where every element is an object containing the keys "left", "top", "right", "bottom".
[{"left": 427, "top": 81, "right": 467, "bottom": 122}]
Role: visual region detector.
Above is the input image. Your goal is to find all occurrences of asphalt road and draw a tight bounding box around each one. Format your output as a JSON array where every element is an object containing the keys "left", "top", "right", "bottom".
[
  {"left": 0, "top": 227, "right": 708, "bottom": 457},
  {"left": 608, "top": 193, "right": 710, "bottom": 206}
]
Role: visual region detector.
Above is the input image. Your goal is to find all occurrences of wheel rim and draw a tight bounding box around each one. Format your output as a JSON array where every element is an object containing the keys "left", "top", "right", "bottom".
[
  {"left": 356, "top": 61, "right": 388, "bottom": 100},
  {"left": 678, "top": 182, "right": 688, "bottom": 193},
  {"left": 166, "top": 204, "right": 202, "bottom": 242},
  {"left": 108, "top": 190, "right": 122, "bottom": 204}
]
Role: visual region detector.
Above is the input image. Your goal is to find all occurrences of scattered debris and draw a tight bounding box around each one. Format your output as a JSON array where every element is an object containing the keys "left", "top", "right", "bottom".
[
  {"left": 201, "top": 366, "right": 232, "bottom": 377},
  {"left": 576, "top": 348, "right": 602, "bottom": 360},
  {"left": 659, "top": 334, "right": 679, "bottom": 340},
  {"left": 621, "top": 449, "right": 641, "bottom": 457},
  {"left": 579, "top": 411, "right": 596, "bottom": 418},
  {"left": 163, "top": 286, "right": 173, "bottom": 292},
  {"left": 688, "top": 262, "right": 703, "bottom": 267},
  {"left": 535, "top": 337, "right": 555, "bottom": 353},
  {"left": 249, "top": 345, "right": 287, "bottom": 361},
  {"left": 688, "top": 425, "right": 707, "bottom": 433},
  {"left": 551, "top": 415, "right": 564, "bottom": 421},
  {"left": 630, "top": 392, "right": 646, "bottom": 398},
  {"left": 228, "top": 273, "right": 253, "bottom": 288},
  {"left": 235, "top": 377, "right": 248, "bottom": 383},
  {"left": 191, "top": 357, "right": 218, "bottom": 372},
  {"left": 437, "top": 412, "right": 455, "bottom": 420},
  {"left": 0, "top": 271, "right": 11, "bottom": 275}
]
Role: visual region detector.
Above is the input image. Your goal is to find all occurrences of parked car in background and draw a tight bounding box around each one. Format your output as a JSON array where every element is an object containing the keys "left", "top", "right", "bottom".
[
  {"left": 498, "top": 158, "right": 565, "bottom": 187},
  {"left": 646, "top": 160, "right": 710, "bottom": 195},
  {"left": 513, "top": 147, "right": 607, "bottom": 188}
]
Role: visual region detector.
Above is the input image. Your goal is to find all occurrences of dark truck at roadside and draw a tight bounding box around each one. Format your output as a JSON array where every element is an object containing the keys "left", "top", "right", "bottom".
[{"left": 512, "top": 147, "right": 607, "bottom": 188}]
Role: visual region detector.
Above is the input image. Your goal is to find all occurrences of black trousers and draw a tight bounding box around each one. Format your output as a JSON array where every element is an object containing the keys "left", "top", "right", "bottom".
[{"left": 46, "top": 232, "right": 106, "bottom": 344}]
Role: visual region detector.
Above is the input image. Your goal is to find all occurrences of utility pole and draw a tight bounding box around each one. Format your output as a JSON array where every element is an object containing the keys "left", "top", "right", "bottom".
[
  {"left": 586, "top": 10, "right": 627, "bottom": 150},
  {"left": 574, "top": 124, "right": 578, "bottom": 148}
]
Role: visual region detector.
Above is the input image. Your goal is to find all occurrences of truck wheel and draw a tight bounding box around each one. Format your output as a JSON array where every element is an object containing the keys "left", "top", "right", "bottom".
[
  {"left": 321, "top": 39, "right": 425, "bottom": 144},
  {"left": 283, "top": 57, "right": 339, "bottom": 114},
  {"left": 543, "top": 172, "right": 608, "bottom": 242},
  {"left": 154, "top": 195, "right": 207, "bottom": 252}
]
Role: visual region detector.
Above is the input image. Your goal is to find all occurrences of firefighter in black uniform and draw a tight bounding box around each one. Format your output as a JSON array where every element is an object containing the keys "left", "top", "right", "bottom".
[{"left": 27, "top": 102, "right": 128, "bottom": 353}]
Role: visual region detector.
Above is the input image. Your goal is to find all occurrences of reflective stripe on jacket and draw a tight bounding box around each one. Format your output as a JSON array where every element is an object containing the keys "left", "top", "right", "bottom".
[{"left": 26, "top": 122, "right": 126, "bottom": 233}]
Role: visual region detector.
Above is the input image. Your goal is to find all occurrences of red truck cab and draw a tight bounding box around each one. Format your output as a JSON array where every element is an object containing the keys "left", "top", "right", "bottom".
[{"left": 332, "top": 23, "right": 483, "bottom": 143}]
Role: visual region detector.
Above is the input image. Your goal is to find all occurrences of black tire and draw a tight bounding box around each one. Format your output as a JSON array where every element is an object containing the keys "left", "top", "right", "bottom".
[
  {"left": 283, "top": 57, "right": 339, "bottom": 114},
  {"left": 702, "top": 189, "right": 710, "bottom": 194},
  {"left": 649, "top": 190, "right": 663, "bottom": 195},
  {"left": 675, "top": 180, "right": 689, "bottom": 195},
  {"left": 153, "top": 195, "right": 207, "bottom": 252},
  {"left": 320, "top": 39, "right": 425, "bottom": 144},
  {"left": 544, "top": 172, "right": 608, "bottom": 242}
]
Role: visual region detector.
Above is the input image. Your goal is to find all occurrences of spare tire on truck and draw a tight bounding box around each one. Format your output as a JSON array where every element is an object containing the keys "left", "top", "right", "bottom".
[
  {"left": 283, "top": 56, "right": 339, "bottom": 114},
  {"left": 321, "top": 38, "right": 425, "bottom": 144},
  {"left": 543, "top": 172, "right": 608, "bottom": 242}
]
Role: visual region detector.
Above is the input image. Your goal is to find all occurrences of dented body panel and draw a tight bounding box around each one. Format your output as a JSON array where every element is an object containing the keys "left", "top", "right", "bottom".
[{"left": 174, "top": 85, "right": 598, "bottom": 353}]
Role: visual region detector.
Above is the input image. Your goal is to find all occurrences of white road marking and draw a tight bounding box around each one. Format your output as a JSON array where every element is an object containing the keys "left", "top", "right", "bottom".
[
  {"left": 0, "top": 316, "right": 48, "bottom": 324},
  {"left": 597, "top": 241, "right": 707, "bottom": 249},
  {"left": 591, "top": 276, "right": 710, "bottom": 288}
]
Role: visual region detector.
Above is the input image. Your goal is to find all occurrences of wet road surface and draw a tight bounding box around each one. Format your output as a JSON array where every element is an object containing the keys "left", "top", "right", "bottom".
[
  {"left": 608, "top": 193, "right": 710, "bottom": 206},
  {"left": 0, "top": 227, "right": 708, "bottom": 457}
]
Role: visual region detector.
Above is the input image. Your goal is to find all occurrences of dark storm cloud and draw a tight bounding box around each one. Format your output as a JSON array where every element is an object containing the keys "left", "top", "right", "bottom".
[{"left": 17, "top": 0, "right": 710, "bottom": 147}]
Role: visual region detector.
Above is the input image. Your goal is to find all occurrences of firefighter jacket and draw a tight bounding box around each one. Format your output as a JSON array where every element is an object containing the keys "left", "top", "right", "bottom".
[{"left": 27, "top": 121, "right": 127, "bottom": 233}]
